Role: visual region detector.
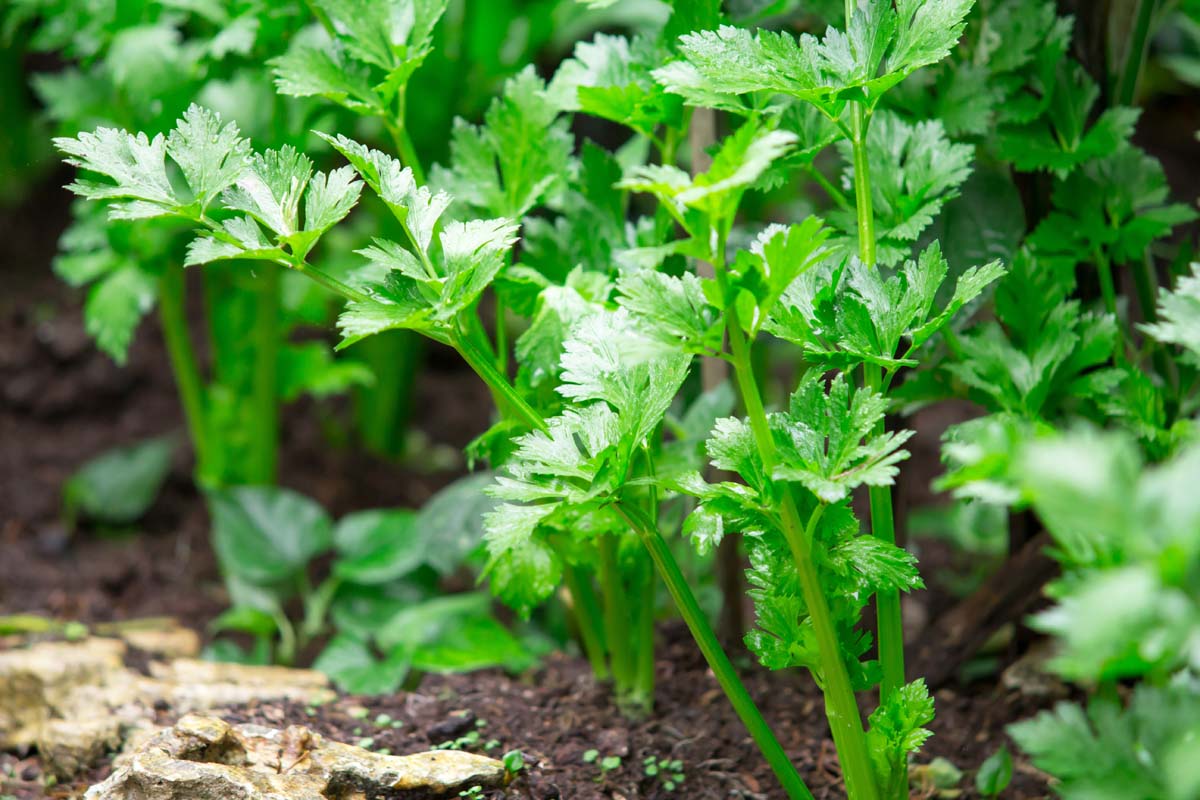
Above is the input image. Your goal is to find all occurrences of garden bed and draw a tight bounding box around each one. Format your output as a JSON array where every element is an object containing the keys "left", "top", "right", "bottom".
[{"left": 1, "top": 269, "right": 1053, "bottom": 800}]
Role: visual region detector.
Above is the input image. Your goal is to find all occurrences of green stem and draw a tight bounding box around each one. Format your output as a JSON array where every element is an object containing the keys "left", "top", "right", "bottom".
[
  {"left": 355, "top": 331, "right": 421, "bottom": 458},
  {"left": 598, "top": 533, "right": 636, "bottom": 697},
  {"left": 249, "top": 263, "right": 280, "bottom": 484},
  {"left": 293, "top": 260, "right": 373, "bottom": 305},
  {"left": 841, "top": 8, "right": 906, "bottom": 773},
  {"left": 806, "top": 164, "right": 852, "bottom": 210},
  {"left": 562, "top": 563, "right": 609, "bottom": 680},
  {"left": 617, "top": 504, "right": 814, "bottom": 800},
  {"left": 158, "top": 263, "right": 211, "bottom": 482},
  {"left": 865, "top": 364, "right": 905, "bottom": 703},
  {"left": 302, "top": 576, "right": 341, "bottom": 642},
  {"left": 1095, "top": 247, "right": 1120, "bottom": 320},
  {"left": 387, "top": 86, "right": 427, "bottom": 185},
  {"left": 634, "top": 559, "right": 656, "bottom": 709},
  {"left": 726, "top": 307, "right": 881, "bottom": 800},
  {"left": 848, "top": 111, "right": 876, "bottom": 268},
  {"left": 453, "top": 329, "right": 544, "bottom": 431},
  {"left": 495, "top": 294, "right": 508, "bottom": 375},
  {"left": 1115, "top": 0, "right": 1160, "bottom": 105}
]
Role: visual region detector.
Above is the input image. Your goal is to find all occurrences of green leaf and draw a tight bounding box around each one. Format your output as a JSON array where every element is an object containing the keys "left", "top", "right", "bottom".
[
  {"left": 946, "top": 302, "right": 1117, "bottom": 418},
  {"left": 1143, "top": 263, "right": 1200, "bottom": 365},
  {"left": 517, "top": 277, "right": 610, "bottom": 389},
  {"left": 831, "top": 111, "right": 973, "bottom": 264},
  {"left": 995, "top": 63, "right": 1139, "bottom": 176},
  {"left": 770, "top": 373, "right": 913, "bottom": 503},
  {"left": 165, "top": 104, "right": 251, "bottom": 211},
  {"left": 549, "top": 34, "right": 681, "bottom": 135},
  {"left": 867, "top": 680, "right": 936, "bottom": 798},
  {"left": 209, "top": 606, "right": 278, "bottom": 639},
  {"left": 1009, "top": 683, "right": 1200, "bottom": 800},
  {"left": 655, "top": 0, "right": 973, "bottom": 113},
  {"left": 619, "top": 122, "right": 796, "bottom": 223},
  {"left": 683, "top": 505, "right": 725, "bottom": 556},
  {"left": 1030, "top": 146, "right": 1198, "bottom": 269},
  {"left": 615, "top": 270, "right": 721, "bottom": 355},
  {"left": 767, "top": 242, "right": 1005, "bottom": 371},
  {"left": 720, "top": 217, "right": 831, "bottom": 336},
  {"left": 83, "top": 264, "right": 158, "bottom": 363},
  {"left": 55, "top": 128, "right": 178, "bottom": 219},
  {"left": 185, "top": 216, "right": 282, "bottom": 267},
  {"left": 277, "top": 341, "right": 374, "bottom": 403},
  {"left": 482, "top": 502, "right": 562, "bottom": 617},
  {"left": 919, "top": 165, "right": 1026, "bottom": 280},
  {"left": 63, "top": 436, "right": 174, "bottom": 526},
  {"left": 975, "top": 745, "right": 1013, "bottom": 797},
  {"left": 310, "top": 0, "right": 448, "bottom": 74},
  {"left": 319, "top": 133, "right": 450, "bottom": 250},
  {"left": 221, "top": 146, "right": 313, "bottom": 238},
  {"left": 413, "top": 471, "right": 499, "bottom": 575},
  {"left": 314, "top": 633, "right": 411, "bottom": 695},
  {"left": 558, "top": 309, "right": 692, "bottom": 444},
  {"left": 207, "top": 486, "right": 333, "bottom": 585},
  {"left": 304, "top": 166, "right": 363, "bottom": 235},
  {"left": 271, "top": 39, "right": 381, "bottom": 112},
  {"left": 333, "top": 509, "right": 425, "bottom": 584},
  {"left": 432, "top": 66, "right": 572, "bottom": 219},
  {"left": 374, "top": 593, "right": 527, "bottom": 672}
]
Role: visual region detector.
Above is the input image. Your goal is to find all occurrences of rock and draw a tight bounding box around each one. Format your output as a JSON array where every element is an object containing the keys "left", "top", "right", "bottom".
[
  {"left": 106, "top": 620, "right": 202, "bottom": 659},
  {"left": 38, "top": 718, "right": 122, "bottom": 779},
  {"left": 86, "top": 714, "right": 506, "bottom": 800},
  {"left": 149, "top": 659, "right": 333, "bottom": 712},
  {"left": 425, "top": 709, "right": 476, "bottom": 740},
  {"left": 0, "top": 637, "right": 126, "bottom": 749},
  {"left": 0, "top": 631, "right": 335, "bottom": 781}
]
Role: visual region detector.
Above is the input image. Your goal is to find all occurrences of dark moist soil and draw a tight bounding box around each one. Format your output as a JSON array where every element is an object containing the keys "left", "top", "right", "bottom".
[{"left": 1, "top": 179, "right": 1054, "bottom": 799}]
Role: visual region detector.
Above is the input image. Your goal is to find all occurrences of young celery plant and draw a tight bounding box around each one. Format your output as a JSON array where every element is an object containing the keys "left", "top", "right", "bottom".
[
  {"left": 636, "top": 3, "right": 1006, "bottom": 797},
  {"left": 319, "top": 135, "right": 814, "bottom": 799}
]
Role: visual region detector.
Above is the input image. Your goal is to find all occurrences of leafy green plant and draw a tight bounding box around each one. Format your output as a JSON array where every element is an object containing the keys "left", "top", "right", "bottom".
[{"left": 205, "top": 481, "right": 532, "bottom": 690}]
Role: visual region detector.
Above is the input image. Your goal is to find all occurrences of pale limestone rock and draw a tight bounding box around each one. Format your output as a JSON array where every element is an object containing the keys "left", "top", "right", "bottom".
[
  {"left": 150, "top": 659, "right": 333, "bottom": 712},
  {"left": 113, "top": 624, "right": 201, "bottom": 659},
  {"left": 86, "top": 714, "right": 506, "bottom": 800},
  {"left": 0, "top": 632, "right": 334, "bottom": 779},
  {"left": 0, "top": 637, "right": 126, "bottom": 748},
  {"left": 38, "top": 718, "right": 123, "bottom": 779}
]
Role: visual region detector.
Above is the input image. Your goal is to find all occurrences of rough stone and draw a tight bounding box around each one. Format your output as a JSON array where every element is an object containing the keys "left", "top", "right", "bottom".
[
  {"left": 86, "top": 714, "right": 506, "bottom": 800},
  {"left": 0, "top": 630, "right": 336, "bottom": 779},
  {"left": 38, "top": 718, "right": 123, "bottom": 779},
  {"left": 0, "top": 637, "right": 126, "bottom": 749}
]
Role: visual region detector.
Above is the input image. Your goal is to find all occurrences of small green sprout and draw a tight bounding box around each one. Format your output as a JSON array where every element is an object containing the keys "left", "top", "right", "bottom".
[
  {"left": 458, "top": 785, "right": 483, "bottom": 800},
  {"left": 374, "top": 713, "right": 392, "bottom": 727},
  {"left": 503, "top": 749, "right": 526, "bottom": 777},
  {"left": 644, "top": 756, "right": 685, "bottom": 791},
  {"left": 582, "top": 749, "right": 599, "bottom": 763}
]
